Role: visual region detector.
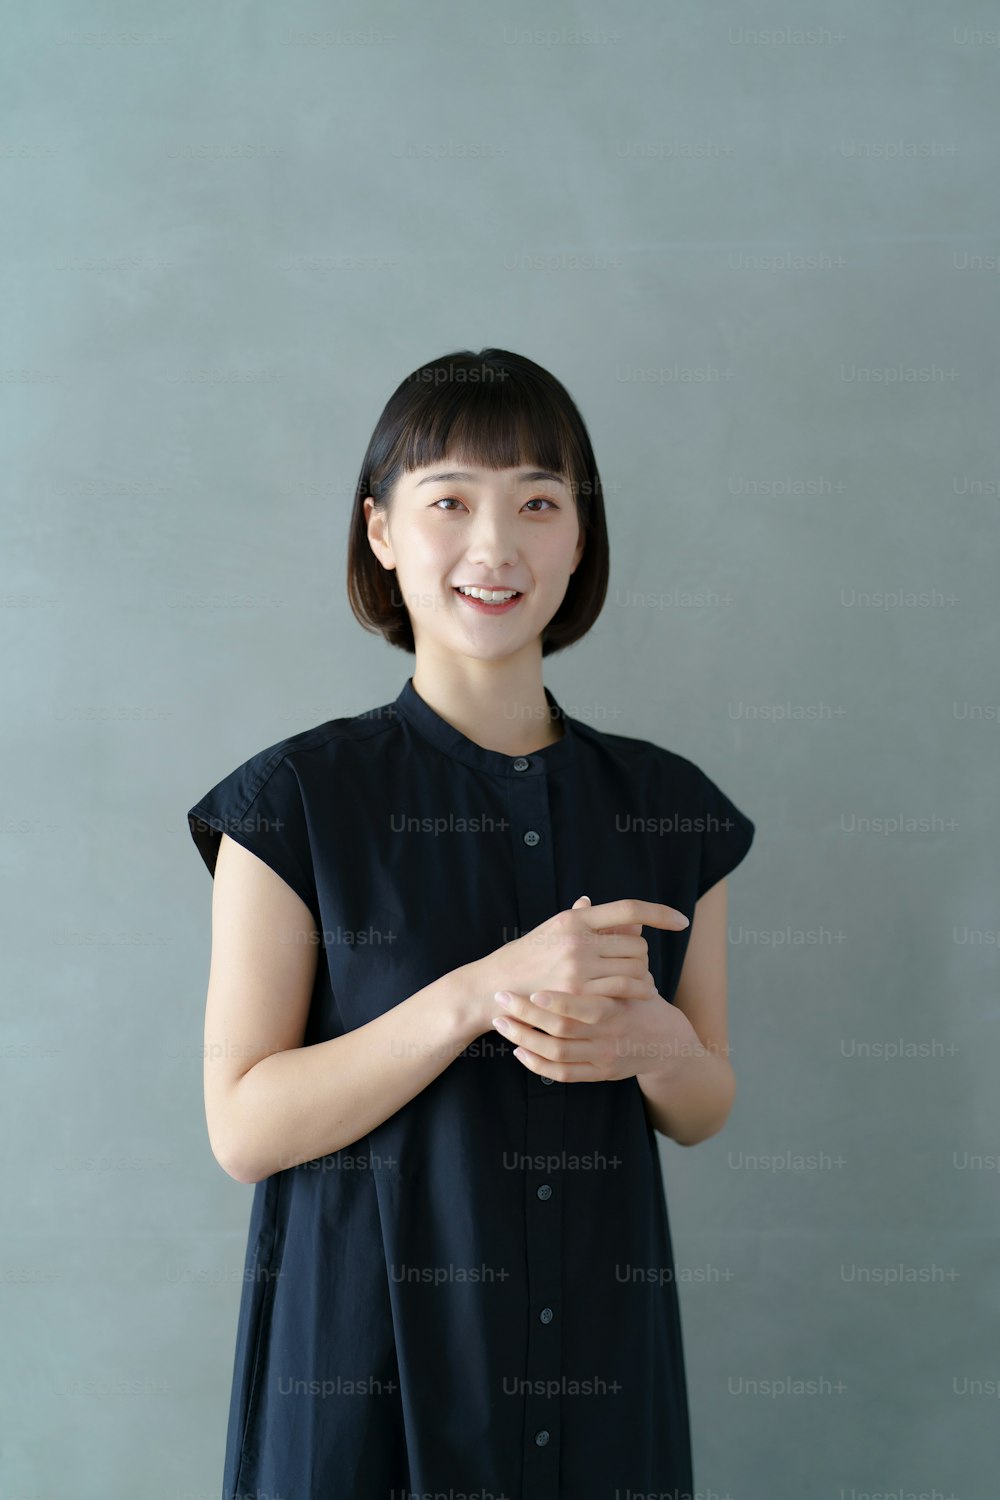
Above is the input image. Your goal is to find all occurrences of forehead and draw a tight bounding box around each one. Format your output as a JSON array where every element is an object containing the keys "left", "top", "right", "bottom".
[{"left": 405, "top": 464, "right": 571, "bottom": 489}]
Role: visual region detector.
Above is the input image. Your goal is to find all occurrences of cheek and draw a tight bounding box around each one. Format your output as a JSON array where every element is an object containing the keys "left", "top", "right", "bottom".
[
  {"left": 393, "top": 529, "right": 458, "bottom": 616},
  {"left": 532, "top": 532, "right": 579, "bottom": 580},
  {"left": 391, "top": 524, "right": 450, "bottom": 575},
  {"left": 411, "top": 525, "right": 453, "bottom": 567}
]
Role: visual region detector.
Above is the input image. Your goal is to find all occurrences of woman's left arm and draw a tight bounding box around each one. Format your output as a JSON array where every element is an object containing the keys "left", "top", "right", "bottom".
[{"left": 637, "top": 878, "right": 738, "bottom": 1146}]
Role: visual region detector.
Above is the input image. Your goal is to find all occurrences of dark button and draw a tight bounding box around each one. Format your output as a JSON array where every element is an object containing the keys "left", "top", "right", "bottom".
[
  {"left": 512, "top": 757, "right": 529, "bottom": 771},
  {"left": 534, "top": 1429, "right": 550, "bottom": 1446},
  {"left": 539, "top": 1306, "right": 554, "bottom": 1324},
  {"left": 523, "top": 829, "right": 540, "bottom": 847},
  {"left": 540, "top": 1074, "right": 555, "bottom": 1086},
  {"left": 536, "top": 1183, "right": 552, "bottom": 1200}
]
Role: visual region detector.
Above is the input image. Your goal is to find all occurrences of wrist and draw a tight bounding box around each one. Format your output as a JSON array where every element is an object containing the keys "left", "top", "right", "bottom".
[
  {"left": 635, "top": 1008, "right": 699, "bottom": 1082},
  {"left": 436, "top": 960, "right": 494, "bottom": 1049}
]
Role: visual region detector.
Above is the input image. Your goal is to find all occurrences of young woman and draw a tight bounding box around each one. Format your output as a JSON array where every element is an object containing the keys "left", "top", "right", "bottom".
[{"left": 188, "top": 347, "right": 755, "bottom": 1499}]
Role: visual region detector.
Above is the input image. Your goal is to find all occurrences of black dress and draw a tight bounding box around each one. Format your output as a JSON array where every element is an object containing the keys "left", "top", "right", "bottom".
[{"left": 187, "top": 675, "right": 755, "bottom": 1500}]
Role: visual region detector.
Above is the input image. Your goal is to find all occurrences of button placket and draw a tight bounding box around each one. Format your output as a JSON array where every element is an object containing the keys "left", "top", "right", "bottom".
[{"left": 509, "top": 757, "right": 564, "bottom": 1496}]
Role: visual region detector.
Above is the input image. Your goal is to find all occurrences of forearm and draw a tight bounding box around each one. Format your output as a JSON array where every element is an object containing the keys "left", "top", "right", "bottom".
[
  {"left": 222, "top": 963, "right": 487, "bottom": 1183},
  {"left": 636, "top": 1014, "right": 737, "bottom": 1146}
]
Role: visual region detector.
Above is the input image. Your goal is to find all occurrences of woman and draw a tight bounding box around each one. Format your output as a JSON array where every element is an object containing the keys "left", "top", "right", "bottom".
[{"left": 188, "top": 347, "right": 755, "bottom": 1498}]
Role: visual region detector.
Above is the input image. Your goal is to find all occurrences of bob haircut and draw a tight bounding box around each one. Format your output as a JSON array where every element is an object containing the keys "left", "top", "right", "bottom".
[{"left": 346, "top": 348, "right": 610, "bottom": 657}]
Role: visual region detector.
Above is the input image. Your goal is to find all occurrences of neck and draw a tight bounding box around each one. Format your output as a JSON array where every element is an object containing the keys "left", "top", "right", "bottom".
[{"left": 410, "top": 657, "right": 563, "bottom": 757}]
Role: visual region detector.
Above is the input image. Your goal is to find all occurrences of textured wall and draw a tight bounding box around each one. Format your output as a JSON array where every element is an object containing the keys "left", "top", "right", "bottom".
[{"left": 4, "top": 2, "right": 995, "bottom": 1495}]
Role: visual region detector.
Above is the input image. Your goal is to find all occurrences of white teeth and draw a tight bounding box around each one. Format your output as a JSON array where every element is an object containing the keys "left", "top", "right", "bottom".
[{"left": 457, "top": 586, "right": 520, "bottom": 602}]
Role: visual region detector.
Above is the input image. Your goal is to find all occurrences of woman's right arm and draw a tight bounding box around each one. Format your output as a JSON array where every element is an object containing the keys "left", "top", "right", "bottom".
[{"left": 202, "top": 833, "right": 489, "bottom": 1185}]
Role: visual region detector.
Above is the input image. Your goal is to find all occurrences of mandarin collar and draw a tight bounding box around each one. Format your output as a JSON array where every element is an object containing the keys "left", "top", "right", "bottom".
[{"left": 393, "top": 676, "right": 575, "bottom": 778}]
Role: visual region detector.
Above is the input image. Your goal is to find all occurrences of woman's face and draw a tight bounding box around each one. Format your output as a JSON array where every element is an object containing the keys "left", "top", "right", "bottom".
[{"left": 364, "top": 460, "right": 586, "bottom": 662}]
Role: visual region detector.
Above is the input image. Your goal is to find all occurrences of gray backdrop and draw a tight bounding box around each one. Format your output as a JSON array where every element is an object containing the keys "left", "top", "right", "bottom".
[{"left": 5, "top": 2, "right": 996, "bottom": 1495}]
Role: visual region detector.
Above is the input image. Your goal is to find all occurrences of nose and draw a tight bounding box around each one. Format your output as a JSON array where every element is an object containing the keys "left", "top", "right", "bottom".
[{"left": 464, "top": 509, "right": 520, "bottom": 572}]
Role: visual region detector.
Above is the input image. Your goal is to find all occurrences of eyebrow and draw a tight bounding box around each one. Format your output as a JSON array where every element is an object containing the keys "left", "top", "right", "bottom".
[{"left": 414, "top": 468, "right": 569, "bottom": 489}]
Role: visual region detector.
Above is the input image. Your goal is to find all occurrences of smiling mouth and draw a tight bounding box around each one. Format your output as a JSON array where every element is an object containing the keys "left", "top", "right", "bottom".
[
  {"left": 453, "top": 586, "right": 522, "bottom": 600},
  {"left": 452, "top": 586, "right": 525, "bottom": 612}
]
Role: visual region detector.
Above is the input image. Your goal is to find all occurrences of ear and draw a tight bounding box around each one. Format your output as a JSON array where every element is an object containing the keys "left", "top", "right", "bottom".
[{"left": 364, "top": 496, "right": 396, "bottom": 572}]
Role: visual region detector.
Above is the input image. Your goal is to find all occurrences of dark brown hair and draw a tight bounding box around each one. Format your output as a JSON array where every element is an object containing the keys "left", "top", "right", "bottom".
[{"left": 346, "top": 348, "right": 610, "bottom": 656}]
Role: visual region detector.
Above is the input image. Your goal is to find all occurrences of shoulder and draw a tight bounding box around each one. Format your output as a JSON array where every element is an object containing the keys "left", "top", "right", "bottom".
[
  {"left": 186, "top": 697, "right": 403, "bottom": 908},
  {"left": 570, "top": 716, "right": 709, "bottom": 795},
  {"left": 186, "top": 695, "right": 404, "bottom": 865},
  {"left": 571, "top": 717, "right": 755, "bottom": 858},
  {"left": 199, "top": 696, "right": 404, "bottom": 810}
]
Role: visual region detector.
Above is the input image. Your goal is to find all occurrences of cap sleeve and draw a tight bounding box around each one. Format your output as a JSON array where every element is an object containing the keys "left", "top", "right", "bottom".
[
  {"left": 695, "top": 767, "right": 756, "bottom": 899},
  {"left": 186, "top": 750, "right": 319, "bottom": 925}
]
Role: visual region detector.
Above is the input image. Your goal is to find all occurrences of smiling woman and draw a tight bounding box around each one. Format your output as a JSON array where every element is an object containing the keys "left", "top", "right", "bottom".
[
  {"left": 346, "top": 349, "right": 609, "bottom": 657},
  {"left": 364, "top": 457, "right": 586, "bottom": 675},
  {"left": 187, "top": 346, "right": 756, "bottom": 1499}
]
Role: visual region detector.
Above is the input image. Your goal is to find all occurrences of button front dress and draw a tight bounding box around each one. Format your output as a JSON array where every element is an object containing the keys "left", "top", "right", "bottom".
[{"left": 187, "top": 676, "right": 755, "bottom": 1499}]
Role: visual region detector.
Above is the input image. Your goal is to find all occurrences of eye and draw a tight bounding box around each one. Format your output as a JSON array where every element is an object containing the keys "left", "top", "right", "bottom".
[{"left": 431, "top": 496, "right": 559, "bottom": 513}]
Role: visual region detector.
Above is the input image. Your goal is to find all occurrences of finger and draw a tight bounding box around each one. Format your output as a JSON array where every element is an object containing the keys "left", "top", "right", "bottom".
[
  {"left": 574, "top": 896, "right": 644, "bottom": 940},
  {"left": 579, "top": 973, "right": 661, "bottom": 1004},
  {"left": 579, "top": 898, "right": 689, "bottom": 932},
  {"left": 492, "top": 1011, "right": 595, "bottom": 1065},
  {"left": 589, "top": 933, "right": 651, "bottom": 963},
  {"left": 494, "top": 989, "right": 595, "bottom": 1035},
  {"left": 510, "top": 1042, "right": 600, "bottom": 1083}
]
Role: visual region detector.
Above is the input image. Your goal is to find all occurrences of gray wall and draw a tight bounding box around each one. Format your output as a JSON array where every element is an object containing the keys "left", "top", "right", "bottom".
[{"left": 5, "top": 2, "right": 996, "bottom": 1495}]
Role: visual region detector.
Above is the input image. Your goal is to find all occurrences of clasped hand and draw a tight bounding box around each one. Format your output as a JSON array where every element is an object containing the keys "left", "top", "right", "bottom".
[{"left": 477, "top": 894, "right": 693, "bottom": 1085}]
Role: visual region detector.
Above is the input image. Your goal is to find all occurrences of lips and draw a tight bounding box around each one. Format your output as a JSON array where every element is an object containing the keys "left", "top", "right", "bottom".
[{"left": 453, "top": 586, "right": 526, "bottom": 614}]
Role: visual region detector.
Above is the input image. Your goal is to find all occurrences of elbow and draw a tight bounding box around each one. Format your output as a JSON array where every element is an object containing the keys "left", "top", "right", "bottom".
[
  {"left": 677, "top": 1067, "right": 737, "bottom": 1148},
  {"left": 220, "top": 1153, "right": 260, "bottom": 1185},
  {"left": 211, "top": 1137, "right": 256, "bottom": 1184},
  {"left": 207, "top": 1081, "right": 263, "bottom": 1184},
  {"left": 675, "top": 1116, "right": 727, "bottom": 1148},
  {"left": 208, "top": 1117, "right": 260, "bottom": 1185}
]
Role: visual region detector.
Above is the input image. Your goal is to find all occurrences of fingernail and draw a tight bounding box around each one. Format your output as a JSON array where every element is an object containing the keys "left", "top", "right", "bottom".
[
  {"left": 492, "top": 1016, "right": 511, "bottom": 1033},
  {"left": 529, "top": 991, "right": 551, "bottom": 1007},
  {"left": 494, "top": 991, "right": 511, "bottom": 1007}
]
